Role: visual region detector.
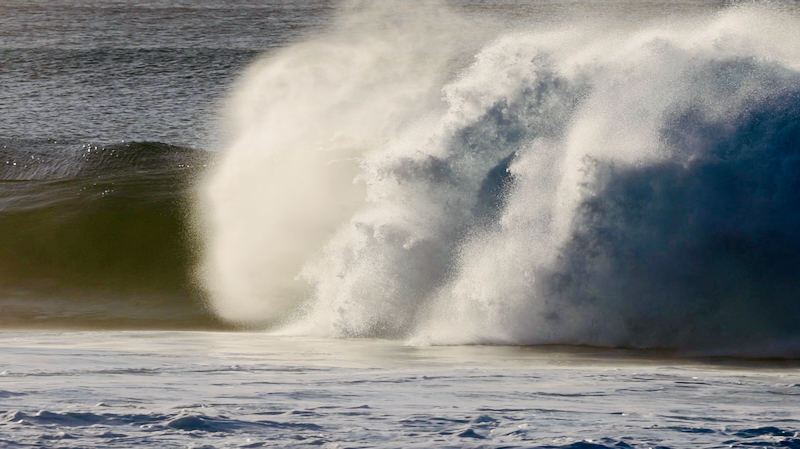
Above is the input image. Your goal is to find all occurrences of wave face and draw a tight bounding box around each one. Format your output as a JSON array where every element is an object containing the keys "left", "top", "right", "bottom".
[
  {"left": 200, "top": 3, "right": 800, "bottom": 356},
  {"left": 0, "top": 140, "right": 218, "bottom": 329}
]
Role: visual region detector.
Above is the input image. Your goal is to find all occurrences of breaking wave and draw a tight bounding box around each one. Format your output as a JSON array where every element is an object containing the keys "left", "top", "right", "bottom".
[
  {"left": 0, "top": 140, "right": 219, "bottom": 329},
  {"left": 200, "top": 3, "right": 800, "bottom": 356}
]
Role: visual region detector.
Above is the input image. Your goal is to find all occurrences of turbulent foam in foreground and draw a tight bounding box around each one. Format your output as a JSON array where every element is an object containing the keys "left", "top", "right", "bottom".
[{"left": 200, "top": 3, "right": 800, "bottom": 356}]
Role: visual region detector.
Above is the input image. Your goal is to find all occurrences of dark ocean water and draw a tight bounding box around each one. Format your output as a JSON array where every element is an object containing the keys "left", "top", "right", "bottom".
[
  {"left": 0, "top": 1, "right": 337, "bottom": 146},
  {"left": 0, "top": 0, "right": 336, "bottom": 329}
]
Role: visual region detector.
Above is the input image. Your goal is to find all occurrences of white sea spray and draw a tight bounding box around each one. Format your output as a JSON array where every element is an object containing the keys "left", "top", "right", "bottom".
[{"left": 200, "top": 2, "right": 800, "bottom": 356}]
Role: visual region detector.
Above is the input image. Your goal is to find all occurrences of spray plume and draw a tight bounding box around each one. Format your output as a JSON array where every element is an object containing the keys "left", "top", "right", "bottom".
[{"left": 199, "top": 2, "right": 800, "bottom": 356}]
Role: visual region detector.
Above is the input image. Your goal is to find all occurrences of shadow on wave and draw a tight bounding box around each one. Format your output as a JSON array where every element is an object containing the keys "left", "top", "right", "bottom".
[{"left": 0, "top": 140, "right": 225, "bottom": 330}]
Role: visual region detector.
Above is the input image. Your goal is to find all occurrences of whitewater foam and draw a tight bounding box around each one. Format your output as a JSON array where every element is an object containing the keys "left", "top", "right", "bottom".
[{"left": 199, "top": 3, "right": 800, "bottom": 355}]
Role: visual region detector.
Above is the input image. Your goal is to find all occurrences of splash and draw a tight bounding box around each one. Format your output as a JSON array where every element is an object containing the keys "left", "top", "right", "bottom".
[{"left": 200, "top": 2, "right": 800, "bottom": 355}]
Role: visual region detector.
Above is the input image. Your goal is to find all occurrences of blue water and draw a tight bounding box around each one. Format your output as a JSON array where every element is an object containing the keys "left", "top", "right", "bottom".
[{"left": 1, "top": 332, "right": 799, "bottom": 449}]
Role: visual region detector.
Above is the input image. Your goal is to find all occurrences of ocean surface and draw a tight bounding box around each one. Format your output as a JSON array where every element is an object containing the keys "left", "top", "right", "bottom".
[
  {"left": 2, "top": 0, "right": 800, "bottom": 447},
  {"left": 2, "top": 332, "right": 799, "bottom": 449}
]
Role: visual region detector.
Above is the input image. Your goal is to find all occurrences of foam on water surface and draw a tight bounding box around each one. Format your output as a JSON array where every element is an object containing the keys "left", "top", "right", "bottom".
[{"left": 1, "top": 331, "right": 798, "bottom": 448}]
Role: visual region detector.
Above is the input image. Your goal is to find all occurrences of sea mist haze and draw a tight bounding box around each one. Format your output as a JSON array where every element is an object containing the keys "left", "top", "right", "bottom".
[
  {"left": 1, "top": 1, "right": 800, "bottom": 448},
  {"left": 202, "top": 1, "right": 800, "bottom": 355}
]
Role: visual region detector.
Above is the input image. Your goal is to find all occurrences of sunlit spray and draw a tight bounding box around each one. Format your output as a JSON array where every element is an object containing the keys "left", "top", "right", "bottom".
[
  {"left": 198, "top": 1, "right": 479, "bottom": 326},
  {"left": 200, "top": 2, "right": 800, "bottom": 356}
]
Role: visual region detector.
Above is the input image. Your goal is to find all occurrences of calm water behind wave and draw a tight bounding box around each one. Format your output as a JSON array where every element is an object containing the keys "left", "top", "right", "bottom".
[{"left": 0, "top": 0, "right": 335, "bottom": 148}]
